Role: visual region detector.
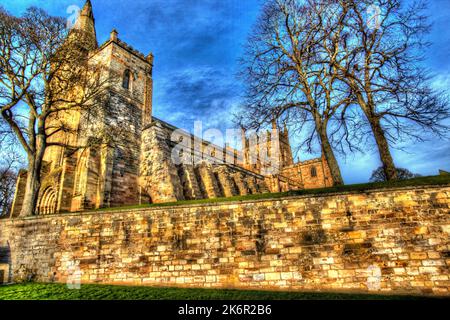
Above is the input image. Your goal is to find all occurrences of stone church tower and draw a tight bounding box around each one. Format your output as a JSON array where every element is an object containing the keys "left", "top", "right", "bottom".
[
  {"left": 11, "top": 0, "right": 333, "bottom": 216},
  {"left": 12, "top": 0, "right": 154, "bottom": 214},
  {"left": 66, "top": 0, "right": 154, "bottom": 211}
]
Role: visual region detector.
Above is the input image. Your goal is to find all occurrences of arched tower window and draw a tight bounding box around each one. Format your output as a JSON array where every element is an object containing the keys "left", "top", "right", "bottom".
[
  {"left": 122, "top": 69, "right": 131, "bottom": 90},
  {"left": 310, "top": 166, "right": 317, "bottom": 178}
]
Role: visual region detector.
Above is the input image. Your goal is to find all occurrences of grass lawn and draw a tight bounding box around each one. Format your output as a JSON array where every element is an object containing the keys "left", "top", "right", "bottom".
[
  {"left": 89, "top": 174, "right": 450, "bottom": 213},
  {"left": 0, "top": 283, "right": 443, "bottom": 300}
]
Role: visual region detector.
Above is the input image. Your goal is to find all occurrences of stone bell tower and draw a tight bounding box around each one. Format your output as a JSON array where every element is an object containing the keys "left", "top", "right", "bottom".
[{"left": 66, "top": 1, "right": 154, "bottom": 211}]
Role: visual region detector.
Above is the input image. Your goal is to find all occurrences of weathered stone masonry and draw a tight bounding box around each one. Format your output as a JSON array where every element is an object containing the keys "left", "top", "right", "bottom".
[
  {"left": 139, "top": 120, "right": 271, "bottom": 204},
  {"left": 1, "top": 185, "right": 449, "bottom": 295}
]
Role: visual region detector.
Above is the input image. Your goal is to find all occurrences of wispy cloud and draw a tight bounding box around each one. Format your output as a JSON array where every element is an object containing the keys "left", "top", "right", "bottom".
[{"left": 154, "top": 66, "right": 241, "bottom": 132}]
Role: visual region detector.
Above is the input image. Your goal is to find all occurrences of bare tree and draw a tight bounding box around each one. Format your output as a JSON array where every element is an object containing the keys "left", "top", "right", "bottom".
[
  {"left": 239, "top": 0, "right": 356, "bottom": 186},
  {"left": 0, "top": 7, "right": 109, "bottom": 216},
  {"left": 0, "top": 124, "right": 24, "bottom": 218},
  {"left": 0, "top": 169, "right": 15, "bottom": 218},
  {"left": 240, "top": 0, "right": 448, "bottom": 184},
  {"left": 370, "top": 166, "right": 421, "bottom": 182},
  {"left": 0, "top": 152, "right": 23, "bottom": 218},
  {"left": 329, "top": 0, "right": 449, "bottom": 180}
]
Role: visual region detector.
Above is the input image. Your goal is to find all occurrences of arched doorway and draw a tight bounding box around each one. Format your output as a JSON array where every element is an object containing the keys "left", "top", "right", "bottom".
[{"left": 38, "top": 187, "right": 58, "bottom": 215}]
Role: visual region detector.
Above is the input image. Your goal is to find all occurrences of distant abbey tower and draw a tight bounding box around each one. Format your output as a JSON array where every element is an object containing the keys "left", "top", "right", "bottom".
[{"left": 11, "top": 0, "right": 333, "bottom": 216}]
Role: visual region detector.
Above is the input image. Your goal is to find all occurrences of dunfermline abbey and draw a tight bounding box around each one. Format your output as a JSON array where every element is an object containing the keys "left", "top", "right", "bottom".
[{"left": 11, "top": 0, "right": 333, "bottom": 216}]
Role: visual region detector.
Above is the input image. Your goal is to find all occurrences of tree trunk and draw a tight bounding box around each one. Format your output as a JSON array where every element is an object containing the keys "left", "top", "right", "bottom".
[
  {"left": 20, "top": 134, "right": 47, "bottom": 217},
  {"left": 19, "top": 120, "right": 47, "bottom": 217},
  {"left": 320, "top": 132, "right": 344, "bottom": 186},
  {"left": 314, "top": 117, "right": 344, "bottom": 186},
  {"left": 367, "top": 115, "right": 398, "bottom": 181},
  {"left": 19, "top": 161, "right": 41, "bottom": 217}
]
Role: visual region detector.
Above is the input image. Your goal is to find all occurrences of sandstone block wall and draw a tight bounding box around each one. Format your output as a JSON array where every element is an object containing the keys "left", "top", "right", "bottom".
[{"left": 0, "top": 185, "right": 449, "bottom": 295}]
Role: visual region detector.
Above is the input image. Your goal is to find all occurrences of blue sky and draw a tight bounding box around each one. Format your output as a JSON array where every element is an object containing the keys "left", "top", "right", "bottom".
[{"left": 1, "top": 0, "right": 449, "bottom": 183}]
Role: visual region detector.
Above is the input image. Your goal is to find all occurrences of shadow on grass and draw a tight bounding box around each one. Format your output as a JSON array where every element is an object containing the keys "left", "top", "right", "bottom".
[{"left": 0, "top": 283, "right": 446, "bottom": 300}]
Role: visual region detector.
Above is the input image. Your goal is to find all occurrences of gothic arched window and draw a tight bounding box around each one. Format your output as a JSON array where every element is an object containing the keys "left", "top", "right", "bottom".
[
  {"left": 310, "top": 166, "right": 317, "bottom": 178},
  {"left": 122, "top": 69, "right": 131, "bottom": 90}
]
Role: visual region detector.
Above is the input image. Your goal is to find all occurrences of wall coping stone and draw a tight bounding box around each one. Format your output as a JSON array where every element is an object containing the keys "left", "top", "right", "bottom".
[{"left": 1, "top": 183, "right": 448, "bottom": 223}]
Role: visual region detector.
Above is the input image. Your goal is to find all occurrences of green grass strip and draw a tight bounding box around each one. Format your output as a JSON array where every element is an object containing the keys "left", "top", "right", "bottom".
[{"left": 0, "top": 283, "right": 444, "bottom": 300}]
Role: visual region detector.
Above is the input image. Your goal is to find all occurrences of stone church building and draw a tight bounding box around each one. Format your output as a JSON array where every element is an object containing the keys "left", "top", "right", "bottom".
[{"left": 11, "top": 0, "right": 333, "bottom": 216}]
